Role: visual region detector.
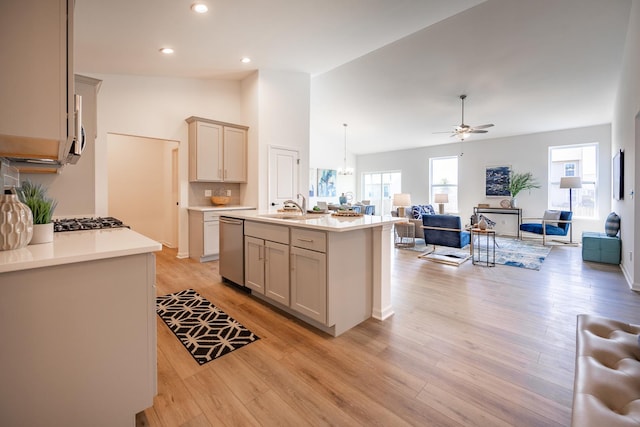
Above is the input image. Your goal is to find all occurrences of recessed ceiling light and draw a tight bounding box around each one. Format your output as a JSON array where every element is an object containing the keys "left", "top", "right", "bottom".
[
  {"left": 159, "top": 47, "right": 174, "bottom": 54},
  {"left": 241, "top": 57, "right": 251, "bottom": 63},
  {"left": 191, "top": 2, "right": 208, "bottom": 13}
]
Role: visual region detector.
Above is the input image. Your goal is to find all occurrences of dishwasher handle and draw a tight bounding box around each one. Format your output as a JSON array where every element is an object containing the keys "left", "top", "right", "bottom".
[{"left": 220, "top": 217, "right": 243, "bottom": 225}]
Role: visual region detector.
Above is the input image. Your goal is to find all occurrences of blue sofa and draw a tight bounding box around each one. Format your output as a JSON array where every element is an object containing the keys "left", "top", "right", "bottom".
[{"left": 422, "top": 215, "right": 470, "bottom": 249}]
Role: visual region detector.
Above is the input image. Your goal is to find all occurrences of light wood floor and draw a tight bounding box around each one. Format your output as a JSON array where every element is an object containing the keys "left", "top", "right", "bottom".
[{"left": 137, "top": 241, "right": 637, "bottom": 426}]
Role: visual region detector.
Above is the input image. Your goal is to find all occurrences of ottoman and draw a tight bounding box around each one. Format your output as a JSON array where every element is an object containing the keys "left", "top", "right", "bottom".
[
  {"left": 582, "top": 231, "right": 621, "bottom": 264},
  {"left": 572, "top": 315, "right": 640, "bottom": 426}
]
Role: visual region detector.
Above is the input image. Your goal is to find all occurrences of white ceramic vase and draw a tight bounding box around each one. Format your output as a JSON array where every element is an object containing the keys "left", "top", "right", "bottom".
[
  {"left": 478, "top": 217, "right": 488, "bottom": 230},
  {"left": 510, "top": 198, "right": 518, "bottom": 208},
  {"left": 30, "top": 222, "right": 54, "bottom": 245},
  {"left": 0, "top": 193, "right": 34, "bottom": 250}
]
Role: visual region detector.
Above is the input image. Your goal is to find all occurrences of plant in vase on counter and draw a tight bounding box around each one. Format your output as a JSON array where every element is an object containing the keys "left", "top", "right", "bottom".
[{"left": 17, "top": 180, "right": 57, "bottom": 244}]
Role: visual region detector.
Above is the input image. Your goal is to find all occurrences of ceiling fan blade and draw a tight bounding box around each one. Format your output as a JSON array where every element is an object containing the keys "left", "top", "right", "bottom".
[
  {"left": 472, "top": 124, "right": 494, "bottom": 130},
  {"left": 470, "top": 129, "right": 488, "bottom": 133}
]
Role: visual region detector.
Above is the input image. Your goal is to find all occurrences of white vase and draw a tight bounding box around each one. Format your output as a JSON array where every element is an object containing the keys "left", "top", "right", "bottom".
[
  {"left": 30, "top": 222, "right": 54, "bottom": 245},
  {"left": 0, "top": 193, "right": 34, "bottom": 250},
  {"left": 478, "top": 217, "right": 487, "bottom": 230},
  {"left": 510, "top": 198, "right": 518, "bottom": 208}
]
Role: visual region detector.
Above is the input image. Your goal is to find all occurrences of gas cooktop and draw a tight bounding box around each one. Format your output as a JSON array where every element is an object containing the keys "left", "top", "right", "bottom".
[{"left": 53, "top": 217, "right": 128, "bottom": 232}]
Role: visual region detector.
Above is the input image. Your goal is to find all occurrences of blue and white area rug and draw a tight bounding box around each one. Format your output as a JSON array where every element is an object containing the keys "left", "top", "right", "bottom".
[
  {"left": 403, "top": 238, "right": 552, "bottom": 270},
  {"left": 157, "top": 289, "right": 259, "bottom": 365}
]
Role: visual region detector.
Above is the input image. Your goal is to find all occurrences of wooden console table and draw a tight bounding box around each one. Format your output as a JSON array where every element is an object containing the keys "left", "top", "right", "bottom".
[{"left": 473, "top": 207, "right": 522, "bottom": 238}]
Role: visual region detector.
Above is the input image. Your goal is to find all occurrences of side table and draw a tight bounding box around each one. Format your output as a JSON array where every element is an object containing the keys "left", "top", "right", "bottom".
[
  {"left": 394, "top": 222, "right": 415, "bottom": 248},
  {"left": 470, "top": 228, "right": 496, "bottom": 267}
]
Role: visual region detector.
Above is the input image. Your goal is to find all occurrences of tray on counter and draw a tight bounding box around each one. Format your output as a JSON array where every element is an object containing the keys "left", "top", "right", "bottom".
[{"left": 331, "top": 211, "right": 364, "bottom": 217}]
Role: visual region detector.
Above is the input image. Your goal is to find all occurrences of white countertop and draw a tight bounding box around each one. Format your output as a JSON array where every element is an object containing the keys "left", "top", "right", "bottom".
[
  {"left": 220, "top": 210, "right": 404, "bottom": 232},
  {"left": 187, "top": 205, "right": 255, "bottom": 212},
  {"left": 0, "top": 228, "right": 162, "bottom": 274}
]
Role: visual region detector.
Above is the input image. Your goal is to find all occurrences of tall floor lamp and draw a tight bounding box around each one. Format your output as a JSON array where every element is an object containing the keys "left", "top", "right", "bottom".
[{"left": 560, "top": 176, "right": 582, "bottom": 243}]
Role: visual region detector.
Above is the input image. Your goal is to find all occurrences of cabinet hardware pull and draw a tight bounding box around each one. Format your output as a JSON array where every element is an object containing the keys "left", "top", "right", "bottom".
[{"left": 297, "top": 238, "right": 314, "bottom": 243}]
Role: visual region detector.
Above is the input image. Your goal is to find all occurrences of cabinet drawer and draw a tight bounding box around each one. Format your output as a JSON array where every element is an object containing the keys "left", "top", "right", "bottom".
[
  {"left": 203, "top": 211, "right": 219, "bottom": 222},
  {"left": 291, "top": 228, "right": 326, "bottom": 252},
  {"left": 245, "top": 221, "right": 289, "bottom": 244}
]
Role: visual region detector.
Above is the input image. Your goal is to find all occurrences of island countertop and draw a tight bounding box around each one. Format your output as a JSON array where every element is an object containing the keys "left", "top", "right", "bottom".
[
  {"left": 0, "top": 228, "right": 162, "bottom": 274},
  {"left": 187, "top": 205, "right": 255, "bottom": 212},
  {"left": 219, "top": 210, "right": 404, "bottom": 232}
]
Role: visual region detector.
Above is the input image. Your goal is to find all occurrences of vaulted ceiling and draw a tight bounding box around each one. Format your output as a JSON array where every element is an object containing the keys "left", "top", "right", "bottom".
[{"left": 75, "top": 0, "right": 632, "bottom": 155}]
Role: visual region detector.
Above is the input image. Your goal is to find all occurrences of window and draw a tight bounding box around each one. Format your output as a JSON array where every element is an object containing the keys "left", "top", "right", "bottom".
[
  {"left": 362, "top": 171, "right": 401, "bottom": 215},
  {"left": 548, "top": 143, "right": 597, "bottom": 218},
  {"left": 430, "top": 156, "right": 458, "bottom": 213}
]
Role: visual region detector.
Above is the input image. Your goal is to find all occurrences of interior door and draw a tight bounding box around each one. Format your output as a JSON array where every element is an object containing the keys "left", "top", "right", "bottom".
[{"left": 268, "top": 146, "right": 299, "bottom": 209}]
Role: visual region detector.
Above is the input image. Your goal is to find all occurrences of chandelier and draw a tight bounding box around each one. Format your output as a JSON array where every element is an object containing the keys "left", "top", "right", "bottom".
[{"left": 337, "top": 123, "right": 354, "bottom": 175}]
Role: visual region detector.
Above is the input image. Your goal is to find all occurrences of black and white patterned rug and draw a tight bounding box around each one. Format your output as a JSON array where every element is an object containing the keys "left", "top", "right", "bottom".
[{"left": 156, "top": 289, "right": 259, "bottom": 365}]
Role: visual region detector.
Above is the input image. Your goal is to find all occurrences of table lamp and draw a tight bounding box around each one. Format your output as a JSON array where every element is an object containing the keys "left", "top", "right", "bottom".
[
  {"left": 434, "top": 193, "right": 449, "bottom": 214},
  {"left": 393, "top": 193, "right": 411, "bottom": 217}
]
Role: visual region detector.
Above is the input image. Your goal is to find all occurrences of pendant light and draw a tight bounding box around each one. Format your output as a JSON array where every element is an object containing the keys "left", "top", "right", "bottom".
[{"left": 338, "top": 123, "right": 354, "bottom": 175}]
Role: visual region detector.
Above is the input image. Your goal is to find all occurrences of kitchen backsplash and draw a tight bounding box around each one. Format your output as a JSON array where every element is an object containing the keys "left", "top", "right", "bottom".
[
  {"left": 0, "top": 158, "right": 19, "bottom": 191},
  {"left": 189, "top": 182, "right": 242, "bottom": 206}
]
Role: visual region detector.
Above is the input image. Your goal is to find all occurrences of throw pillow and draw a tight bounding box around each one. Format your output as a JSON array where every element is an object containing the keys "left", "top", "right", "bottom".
[
  {"left": 605, "top": 212, "right": 621, "bottom": 237},
  {"left": 422, "top": 204, "right": 436, "bottom": 216},
  {"left": 411, "top": 205, "right": 435, "bottom": 220},
  {"left": 543, "top": 210, "right": 561, "bottom": 227},
  {"left": 411, "top": 205, "right": 423, "bottom": 220}
]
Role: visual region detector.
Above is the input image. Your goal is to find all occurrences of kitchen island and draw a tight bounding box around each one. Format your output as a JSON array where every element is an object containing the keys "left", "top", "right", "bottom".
[
  {"left": 220, "top": 210, "right": 403, "bottom": 336},
  {"left": 0, "top": 228, "right": 161, "bottom": 427}
]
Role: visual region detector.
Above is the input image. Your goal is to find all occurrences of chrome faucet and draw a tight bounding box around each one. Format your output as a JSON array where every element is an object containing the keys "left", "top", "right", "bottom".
[
  {"left": 297, "top": 193, "right": 307, "bottom": 213},
  {"left": 283, "top": 193, "right": 307, "bottom": 213},
  {"left": 284, "top": 199, "right": 303, "bottom": 213}
]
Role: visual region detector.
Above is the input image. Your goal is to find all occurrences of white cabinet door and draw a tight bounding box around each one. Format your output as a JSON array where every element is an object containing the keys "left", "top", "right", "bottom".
[
  {"left": 196, "top": 121, "right": 223, "bottom": 181},
  {"left": 244, "top": 236, "right": 265, "bottom": 294},
  {"left": 203, "top": 220, "right": 219, "bottom": 256},
  {"left": 290, "top": 246, "right": 327, "bottom": 324},
  {"left": 0, "top": 0, "right": 74, "bottom": 159},
  {"left": 265, "top": 240, "right": 290, "bottom": 305},
  {"left": 223, "top": 126, "right": 247, "bottom": 182}
]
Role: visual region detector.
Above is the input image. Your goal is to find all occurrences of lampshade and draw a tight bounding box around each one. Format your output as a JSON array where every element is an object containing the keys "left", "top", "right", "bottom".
[
  {"left": 392, "top": 193, "right": 411, "bottom": 206},
  {"left": 560, "top": 176, "right": 582, "bottom": 189},
  {"left": 434, "top": 193, "right": 449, "bottom": 204}
]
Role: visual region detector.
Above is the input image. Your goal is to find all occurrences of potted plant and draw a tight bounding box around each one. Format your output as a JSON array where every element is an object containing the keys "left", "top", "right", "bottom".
[
  {"left": 17, "top": 180, "right": 57, "bottom": 244},
  {"left": 508, "top": 171, "right": 540, "bottom": 207}
]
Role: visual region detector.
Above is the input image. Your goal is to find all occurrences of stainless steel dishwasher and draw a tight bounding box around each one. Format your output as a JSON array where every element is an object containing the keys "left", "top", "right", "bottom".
[{"left": 219, "top": 216, "right": 245, "bottom": 286}]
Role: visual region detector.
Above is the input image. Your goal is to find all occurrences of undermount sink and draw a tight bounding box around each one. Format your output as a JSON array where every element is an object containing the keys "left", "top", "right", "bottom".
[{"left": 258, "top": 213, "right": 310, "bottom": 220}]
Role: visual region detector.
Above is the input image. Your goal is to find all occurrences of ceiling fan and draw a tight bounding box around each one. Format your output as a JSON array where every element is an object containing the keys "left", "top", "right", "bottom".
[{"left": 435, "top": 94, "right": 494, "bottom": 141}]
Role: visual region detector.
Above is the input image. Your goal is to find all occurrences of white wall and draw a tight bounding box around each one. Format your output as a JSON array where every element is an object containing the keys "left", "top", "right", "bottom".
[
  {"left": 357, "top": 124, "right": 612, "bottom": 238},
  {"left": 107, "top": 134, "right": 177, "bottom": 246},
  {"left": 255, "top": 70, "right": 311, "bottom": 210},
  {"left": 90, "top": 73, "right": 243, "bottom": 257},
  {"left": 612, "top": 0, "right": 640, "bottom": 289}
]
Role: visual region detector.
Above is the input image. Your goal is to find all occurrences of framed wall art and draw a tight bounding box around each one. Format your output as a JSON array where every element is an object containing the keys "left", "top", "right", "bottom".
[
  {"left": 613, "top": 149, "right": 624, "bottom": 200},
  {"left": 317, "top": 169, "right": 337, "bottom": 197},
  {"left": 309, "top": 168, "right": 316, "bottom": 197},
  {"left": 485, "top": 165, "right": 511, "bottom": 197}
]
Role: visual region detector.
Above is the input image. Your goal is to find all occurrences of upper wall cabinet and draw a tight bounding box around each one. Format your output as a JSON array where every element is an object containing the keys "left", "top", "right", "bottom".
[
  {"left": 0, "top": 0, "right": 76, "bottom": 164},
  {"left": 186, "top": 117, "right": 248, "bottom": 183}
]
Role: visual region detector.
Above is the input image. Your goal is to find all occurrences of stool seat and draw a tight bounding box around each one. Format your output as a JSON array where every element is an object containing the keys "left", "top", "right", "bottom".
[{"left": 581, "top": 231, "right": 620, "bottom": 264}]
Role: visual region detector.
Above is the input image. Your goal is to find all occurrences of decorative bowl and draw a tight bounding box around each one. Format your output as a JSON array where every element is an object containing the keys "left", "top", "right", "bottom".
[{"left": 211, "top": 196, "right": 230, "bottom": 205}]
